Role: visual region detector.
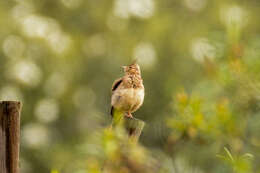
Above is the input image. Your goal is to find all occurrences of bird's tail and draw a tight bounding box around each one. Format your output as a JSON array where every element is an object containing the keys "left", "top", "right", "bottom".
[{"left": 110, "top": 106, "right": 114, "bottom": 117}]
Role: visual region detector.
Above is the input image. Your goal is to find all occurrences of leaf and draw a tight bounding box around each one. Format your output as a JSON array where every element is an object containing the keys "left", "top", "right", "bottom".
[
  {"left": 224, "top": 147, "right": 234, "bottom": 162},
  {"left": 242, "top": 153, "right": 254, "bottom": 159}
]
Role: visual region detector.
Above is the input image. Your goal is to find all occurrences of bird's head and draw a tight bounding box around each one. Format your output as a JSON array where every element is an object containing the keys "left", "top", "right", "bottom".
[{"left": 122, "top": 63, "right": 141, "bottom": 75}]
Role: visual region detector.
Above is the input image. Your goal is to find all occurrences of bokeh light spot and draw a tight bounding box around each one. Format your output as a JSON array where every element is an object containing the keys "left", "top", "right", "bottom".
[
  {"left": 3, "top": 35, "right": 26, "bottom": 59},
  {"left": 220, "top": 5, "right": 247, "bottom": 28},
  {"left": 46, "top": 30, "right": 71, "bottom": 54},
  {"left": 11, "top": 3, "right": 35, "bottom": 22},
  {"left": 113, "top": 0, "right": 130, "bottom": 19},
  {"left": 22, "top": 123, "right": 50, "bottom": 148},
  {"left": 133, "top": 42, "right": 157, "bottom": 69},
  {"left": 128, "top": 0, "right": 155, "bottom": 18},
  {"left": 10, "top": 60, "right": 42, "bottom": 87},
  {"left": 60, "top": 0, "right": 82, "bottom": 9},
  {"left": 191, "top": 38, "right": 216, "bottom": 63},
  {"left": 184, "top": 0, "right": 207, "bottom": 12},
  {"left": 113, "top": 0, "right": 155, "bottom": 19},
  {"left": 34, "top": 98, "right": 59, "bottom": 123},
  {"left": 21, "top": 15, "right": 71, "bottom": 54}
]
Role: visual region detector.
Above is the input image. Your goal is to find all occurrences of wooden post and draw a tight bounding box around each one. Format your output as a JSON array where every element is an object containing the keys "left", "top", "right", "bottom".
[
  {"left": 123, "top": 116, "right": 145, "bottom": 142},
  {"left": 111, "top": 110, "right": 145, "bottom": 142},
  {"left": 0, "top": 101, "right": 21, "bottom": 173}
]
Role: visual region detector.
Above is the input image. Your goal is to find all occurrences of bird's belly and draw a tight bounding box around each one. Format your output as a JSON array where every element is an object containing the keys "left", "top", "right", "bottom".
[{"left": 112, "top": 88, "right": 144, "bottom": 112}]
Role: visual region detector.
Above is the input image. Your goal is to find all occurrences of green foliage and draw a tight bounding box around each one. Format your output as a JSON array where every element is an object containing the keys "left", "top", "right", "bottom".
[
  {"left": 217, "top": 147, "right": 254, "bottom": 173},
  {"left": 85, "top": 126, "right": 166, "bottom": 173},
  {"left": 111, "top": 108, "right": 124, "bottom": 127}
]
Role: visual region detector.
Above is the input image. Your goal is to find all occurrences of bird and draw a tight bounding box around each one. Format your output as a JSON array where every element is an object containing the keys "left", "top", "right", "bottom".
[{"left": 110, "top": 63, "right": 145, "bottom": 123}]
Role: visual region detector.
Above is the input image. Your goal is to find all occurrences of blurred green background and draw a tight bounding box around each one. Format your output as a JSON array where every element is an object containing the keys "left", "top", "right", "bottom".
[{"left": 1, "top": 0, "right": 260, "bottom": 172}]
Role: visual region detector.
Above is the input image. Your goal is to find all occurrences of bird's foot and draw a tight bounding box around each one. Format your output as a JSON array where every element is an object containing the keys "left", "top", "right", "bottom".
[{"left": 125, "top": 112, "right": 133, "bottom": 118}]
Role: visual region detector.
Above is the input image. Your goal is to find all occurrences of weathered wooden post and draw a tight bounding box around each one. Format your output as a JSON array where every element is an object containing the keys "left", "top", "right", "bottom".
[
  {"left": 0, "top": 101, "right": 21, "bottom": 173},
  {"left": 123, "top": 116, "right": 145, "bottom": 142},
  {"left": 111, "top": 114, "right": 145, "bottom": 142},
  {"left": 111, "top": 110, "right": 145, "bottom": 142}
]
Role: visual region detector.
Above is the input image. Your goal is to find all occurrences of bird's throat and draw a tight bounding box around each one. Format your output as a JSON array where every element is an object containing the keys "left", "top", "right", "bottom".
[{"left": 129, "top": 74, "right": 143, "bottom": 89}]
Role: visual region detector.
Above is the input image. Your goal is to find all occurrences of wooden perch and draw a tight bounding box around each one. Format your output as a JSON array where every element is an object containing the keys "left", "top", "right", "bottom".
[
  {"left": 111, "top": 114, "right": 145, "bottom": 142},
  {"left": 0, "top": 101, "right": 22, "bottom": 173},
  {"left": 123, "top": 116, "right": 145, "bottom": 141}
]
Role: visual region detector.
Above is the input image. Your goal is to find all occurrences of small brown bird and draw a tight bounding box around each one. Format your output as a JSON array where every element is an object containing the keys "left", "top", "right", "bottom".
[{"left": 111, "top": 63, "right": 145, "bottom": 119}]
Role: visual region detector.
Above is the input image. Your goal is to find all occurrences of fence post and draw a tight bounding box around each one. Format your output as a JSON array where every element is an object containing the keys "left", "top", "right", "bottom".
[
  {"left": 0, "top": 101, "right": 21, "bottom": 173},
  {"left": 123, "top": 117, "right": 145, "bottom": 142}
]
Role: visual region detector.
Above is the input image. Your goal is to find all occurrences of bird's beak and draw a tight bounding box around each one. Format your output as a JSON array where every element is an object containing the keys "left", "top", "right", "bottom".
[{"left": 121, "top": 66, "right": 127, "bottom": 70}]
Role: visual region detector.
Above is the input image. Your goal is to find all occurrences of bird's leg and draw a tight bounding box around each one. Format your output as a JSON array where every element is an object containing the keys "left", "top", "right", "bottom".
[{"left": 126, "top": 111, "right": 133, "bottom": 118}]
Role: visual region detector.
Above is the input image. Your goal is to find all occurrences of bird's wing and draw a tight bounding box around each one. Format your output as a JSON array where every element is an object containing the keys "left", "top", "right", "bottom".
[
  {"left": 111, "top": 78, "right": 123, "bottom": 117},
  {"left": 111, "top": 78, "right": 123, "bottom": 91}
]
